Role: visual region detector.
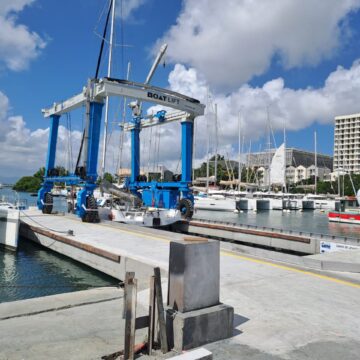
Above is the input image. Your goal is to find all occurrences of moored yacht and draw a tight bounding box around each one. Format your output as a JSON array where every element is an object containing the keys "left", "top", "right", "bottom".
[
  {"left": 328, "top": 193, "right": 360, "bottom": 224},
  {"left": 303, "top": 194, "right": 336, "bottom": 210},
  {"left": 194, "top": 192, "right": 237, "bottom": 211},
  {"left": 0, "top": 201, "right": 24, "bottom": 250}
]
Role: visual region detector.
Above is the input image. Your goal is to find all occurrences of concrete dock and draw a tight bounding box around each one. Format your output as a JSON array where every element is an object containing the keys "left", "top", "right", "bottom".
[
  {"left": 179, "top": 218, "right": 360, "bottom": 255},
  {"left": 1, "top": 209, "right": 360, "bottom": 359}
]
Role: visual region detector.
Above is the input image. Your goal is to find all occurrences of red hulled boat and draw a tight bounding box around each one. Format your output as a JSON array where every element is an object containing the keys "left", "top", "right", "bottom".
[{"left": 328, "top": 195, "right": 360, "bottom": 224}]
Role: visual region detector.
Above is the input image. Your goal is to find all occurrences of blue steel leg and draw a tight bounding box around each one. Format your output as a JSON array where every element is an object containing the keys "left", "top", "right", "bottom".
[
  {"left": 181, "top": 119, "right": 194, "bottom": 201},
  {"left": 130, "top": 123, "right": 140, "bottom": 194},
  {"left": 181, "top": 119, "right": 193, "bottom": 182},
  {"left": 77, "top": 102, "right": 103, "bottom": 220},
  {"left": 37, "top": 115, "right": 60, "bottom": 210},
  {"left": 86, "top": 102, "right": 104, "bottom": 181}
]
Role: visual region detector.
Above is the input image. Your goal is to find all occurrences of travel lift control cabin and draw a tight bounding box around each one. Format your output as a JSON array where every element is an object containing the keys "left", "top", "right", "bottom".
[{"left": 37, "top": 77, "right": 205, "bottom": 223}]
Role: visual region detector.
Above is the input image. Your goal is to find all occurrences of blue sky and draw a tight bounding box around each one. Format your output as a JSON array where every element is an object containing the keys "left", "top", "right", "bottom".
[{"left": 1, "top": 0, "right": 360, "bottom": 180}]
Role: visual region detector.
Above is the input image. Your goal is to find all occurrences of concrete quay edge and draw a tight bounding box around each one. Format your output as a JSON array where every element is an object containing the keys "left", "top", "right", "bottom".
[
  {"left": 0, "top": 287, "right": 122, "bottom": 320},
  {"left": 221, "top": 241, "right": 360, "bottom": 275}
]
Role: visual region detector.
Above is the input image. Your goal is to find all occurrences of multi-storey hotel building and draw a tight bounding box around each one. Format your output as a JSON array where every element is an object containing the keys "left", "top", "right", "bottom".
[{"left": 334, "top": 113, "right": 360, "bottom": 173}]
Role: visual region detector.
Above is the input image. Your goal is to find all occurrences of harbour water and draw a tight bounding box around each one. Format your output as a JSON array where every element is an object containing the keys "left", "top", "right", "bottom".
[
  {"left": 0, "top": 239, "right": 119, "bottom": 303},
  {"left": 0, "top": 188, "right": 118, "bottom": 303}
]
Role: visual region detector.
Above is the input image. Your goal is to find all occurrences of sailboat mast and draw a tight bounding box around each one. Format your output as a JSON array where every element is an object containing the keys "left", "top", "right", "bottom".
[
  {"left": 267, "top": 106, "right": 271, "bottom": 191},
  {"left": 283, "top": 119, "right": 287, "bottom": 193},
  {"left": 314, "top": 130, "right": 317, "bottom": 195},
  {"left": 214, "top": 103, "right": 218, "bottom": 185},
  {"left": 100, "top": 0, "right": 116, "bottom": 178},
  {"left": 117, "top": 61, "right": 131, "bottom": 183},
  {"left": 246, "top": 139, "right": 251, "bottom": 183},
  {"left": 206, "top": 112, "right": 210, "bottom": 191},
  {"left": 238, "top": 111, "right": 241, "bottom": 192},
  {"left": 205, "top": 88, "right": 210, "bottom": 192}
]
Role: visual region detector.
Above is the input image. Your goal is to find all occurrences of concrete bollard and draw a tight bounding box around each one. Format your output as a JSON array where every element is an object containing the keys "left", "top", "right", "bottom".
[{"left": 166, "top": 238, "right": 234, "bottom": 351}]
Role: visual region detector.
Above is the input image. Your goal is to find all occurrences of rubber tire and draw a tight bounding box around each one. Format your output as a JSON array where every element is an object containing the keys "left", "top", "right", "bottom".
[
  {"left": 178, "top": 198, "right": 194, "bottom": 219},
  {"left": 67, "top": 201, "right": 73, "bottom": 214},
  {"left": 42, "top": 193, "right": 53, "bottom": 214},
  {"left": 82, "top": 195, "right": 99, "bottom": 223}
]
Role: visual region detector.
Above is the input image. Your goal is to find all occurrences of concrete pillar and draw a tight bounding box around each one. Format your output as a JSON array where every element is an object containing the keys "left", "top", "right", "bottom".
[
  {"left": 168, "top": 239, "right": 220, "bottom": 312},
  {"left": 166, "top": 238, "right": 234, "bottom": 351}
]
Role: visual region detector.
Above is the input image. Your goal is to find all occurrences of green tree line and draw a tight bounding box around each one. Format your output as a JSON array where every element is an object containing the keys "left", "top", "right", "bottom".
[{"left": 13, "top": 167, "right": 68, "bottom": 192}]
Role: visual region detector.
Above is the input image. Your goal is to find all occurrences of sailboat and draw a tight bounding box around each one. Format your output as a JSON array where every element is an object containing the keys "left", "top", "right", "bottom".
[
  {"left": 267, "top": 143, "right": 287, "bottom": 210},
  {"left": 193, "top": 104, "right": 237, "bottom": 212}
]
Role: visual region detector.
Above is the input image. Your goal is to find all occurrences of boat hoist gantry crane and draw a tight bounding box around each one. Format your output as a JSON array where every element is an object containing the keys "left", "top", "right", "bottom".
[{"left": 37, "top": 77, "right": 205, "bottom": 222}]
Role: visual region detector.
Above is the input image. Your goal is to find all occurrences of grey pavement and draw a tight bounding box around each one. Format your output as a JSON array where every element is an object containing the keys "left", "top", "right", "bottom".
[
  {"left": 308, "top": 248, "right": 360, "bottom": 263},
  {"left": 4, "top": 210, "right": 360, "bottom": 359},
  {"left": 0, "top": 287, "right": 146, "bottom": 360}
]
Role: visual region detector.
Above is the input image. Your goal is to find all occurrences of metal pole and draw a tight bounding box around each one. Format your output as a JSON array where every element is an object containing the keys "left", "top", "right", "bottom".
[
  {"left": 238, "top": 111, "right": 241, "bottom": 191},
  {"left": 314, "top": 131, "right": 317, "bottom": 195},
  {"left": 100, "top": 0, "right": 116, "bottom": 178},
  {"left": 145, "top": 44, "right": 167, "bottom": 85},
  {"left": 267, "top": 106, "right": 271, "bottom": 191},
  {"left": 118, "top": 61, "right": 131, "bottom": 182},
  {"left": 284, "top": 119, "right": 287, "bottom": 193},
  {"left": 205, "top": 88, "right": 210, "bottom": 192},
  {"left": 214, "top": 104, "right": 218, "bottom": 185},
  {"left": 138, "top": 44, "right": 167, "bottom": 114},
  {"left": 206, "top": 112, "right": 210, "bottom": 192},
  {"left": 246, "top": 140, "right": 251, "bottom": 183}
]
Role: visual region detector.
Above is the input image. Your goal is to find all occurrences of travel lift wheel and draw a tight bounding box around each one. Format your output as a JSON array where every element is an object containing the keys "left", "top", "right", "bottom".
[
  {"left": 82, "top": 195, "right": 100, "bottom": 223},
  {"left": 178, "top": 198, "right": 194, "bottom": 219},
  {"left": 42, "top": 192, "right": 53, "bottom": 214},
  {"left": 67, "top": 201, "right": 73, "bottom": 213}
]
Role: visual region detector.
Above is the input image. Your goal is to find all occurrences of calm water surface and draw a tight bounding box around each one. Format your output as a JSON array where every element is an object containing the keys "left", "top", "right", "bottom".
[
  {"left": 0, "top": 188, "right": 118, "bottom": 303},
  {"left": 0, "top": 239, "right": 119, "bottom": 303}
]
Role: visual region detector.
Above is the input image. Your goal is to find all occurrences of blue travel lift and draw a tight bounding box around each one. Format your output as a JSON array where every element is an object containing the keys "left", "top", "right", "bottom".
[{"left": 37, "top": 78, "right": 205, "bottom": 222}]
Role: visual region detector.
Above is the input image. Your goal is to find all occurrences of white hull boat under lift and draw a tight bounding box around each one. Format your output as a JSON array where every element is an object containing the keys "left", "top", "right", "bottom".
[
  {"left": 97, "top": 201, "right": 182, "bottom": 227},
  {"left": 96, "top": 183, "right": 183, "bottom": 227}
]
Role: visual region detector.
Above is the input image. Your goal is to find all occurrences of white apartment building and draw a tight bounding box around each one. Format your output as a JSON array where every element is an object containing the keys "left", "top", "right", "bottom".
[
  {"left": 334, "top": 113, "right": 360, "bottom": 173},
  {"left": 257, "top": 165, "right": 330, "bottom": 186}
]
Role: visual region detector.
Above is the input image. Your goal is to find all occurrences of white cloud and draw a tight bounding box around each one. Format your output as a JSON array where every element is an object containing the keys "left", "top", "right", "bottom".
[
  {"left": 0, "top": 0, "right": 35, "bottom": 15},
  {"left": 2, "top": 59, "right": 360, "bottom": 178},
  {"left": 116, "top": 0, "right": 146, "bottom": 20},
  {"left": 158, "top": 0, "right": 360, "bottom": 89},
  {"left": 0, "top": 90, "right": 133, "bottom": 178},
  {"left": 0, "top": 91, "right": 83, "bottom": 177},
  {"left": 162, "top": 61, "right": 360, "bottom": 163},
  {"left": 62, "top": 59, "right": 360, "bottom": 173},
  {"left": 0, "top": 0, "right": 46, "bottom": 71}
]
